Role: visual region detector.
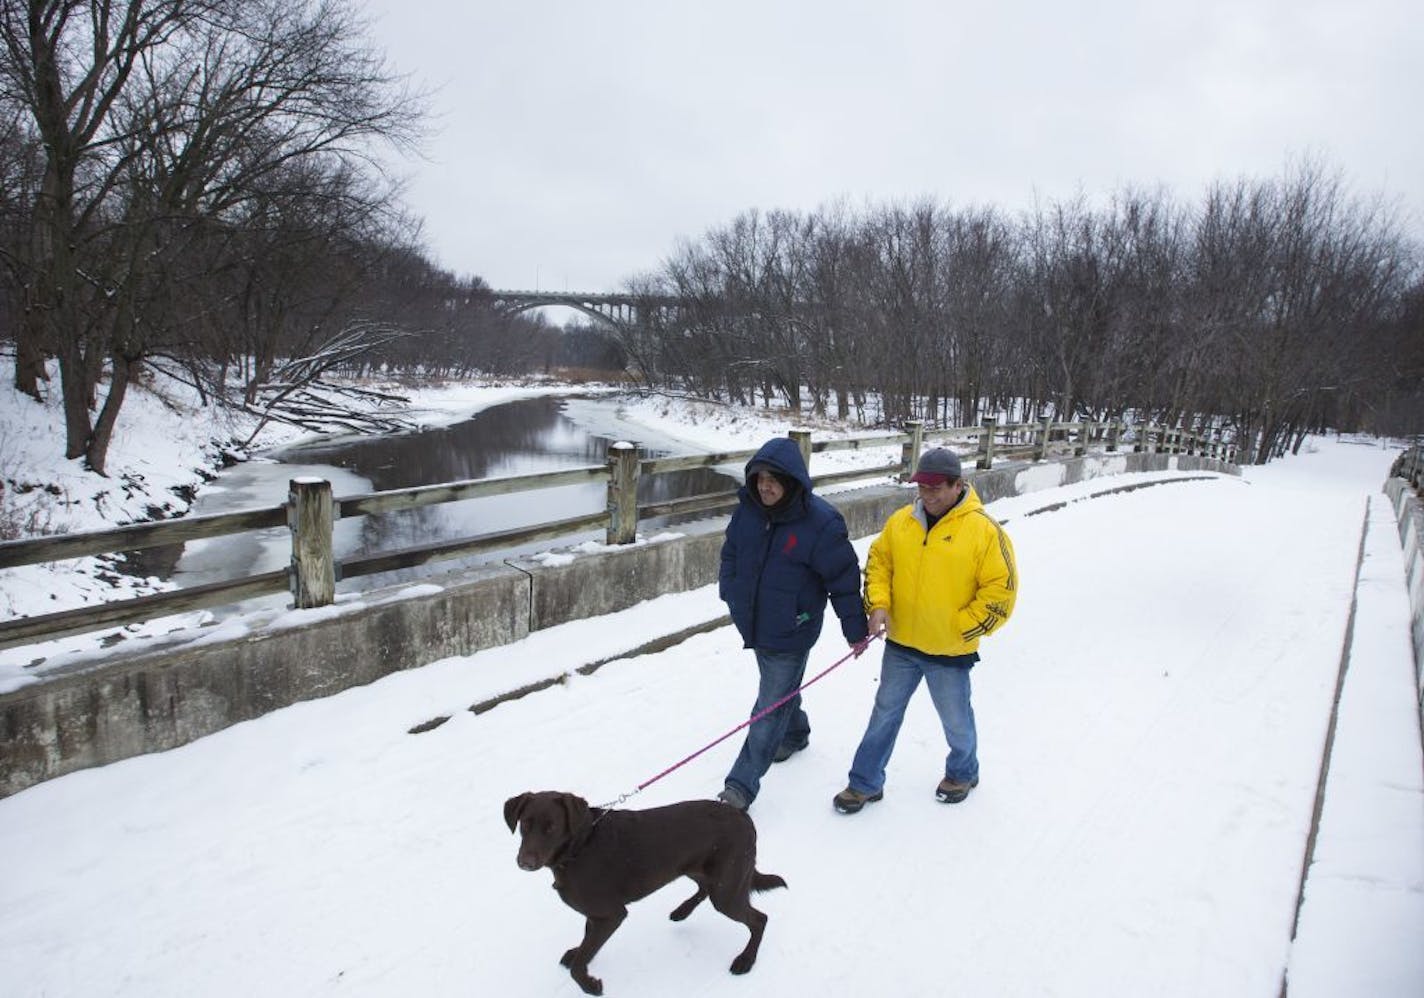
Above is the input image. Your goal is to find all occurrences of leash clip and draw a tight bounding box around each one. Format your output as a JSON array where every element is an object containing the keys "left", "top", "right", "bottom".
[{"left": 597, "top": 789, "right": 636, "bottom": 811}]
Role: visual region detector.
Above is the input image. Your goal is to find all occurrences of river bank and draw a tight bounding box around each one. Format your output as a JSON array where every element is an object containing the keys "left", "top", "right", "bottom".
[
  {"left": 0, "top": 368, "right": 886, "bottom": 626},
  {"left": 0, "top": 370, "right": 586, "bottom": 619}
]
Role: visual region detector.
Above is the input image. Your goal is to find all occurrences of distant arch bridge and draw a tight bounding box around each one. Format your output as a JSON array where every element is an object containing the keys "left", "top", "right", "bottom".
[{"left": 486, "top": 290, "right": 687, "bottom": 331}]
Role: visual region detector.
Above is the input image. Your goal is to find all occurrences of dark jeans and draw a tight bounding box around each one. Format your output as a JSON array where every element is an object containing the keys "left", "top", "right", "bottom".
[{"left": 724, "top": 647, "right": 812, "bottom": 803}]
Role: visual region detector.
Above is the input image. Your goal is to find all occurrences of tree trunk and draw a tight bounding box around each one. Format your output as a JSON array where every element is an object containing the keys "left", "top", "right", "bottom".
[
  {"left": 86, "top": 354, "right": 137, "bottom": 477},
  {"left": 12, "top": 314, "right": 48, "bottom": 401},
  {"left": 56, "top": 338, "right": 93, "bottom": 461}
]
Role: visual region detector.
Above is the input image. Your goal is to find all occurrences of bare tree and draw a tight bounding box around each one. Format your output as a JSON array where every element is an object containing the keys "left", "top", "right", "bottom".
[
  {"left": 940, "top": 206, "right": 1019, "bottom": 425},
  {"left": 0, "top": 0, "right": 422, "bottom": 473},
  {"left": 641, "top": 167, "right": 1416, "bottom": 450}
]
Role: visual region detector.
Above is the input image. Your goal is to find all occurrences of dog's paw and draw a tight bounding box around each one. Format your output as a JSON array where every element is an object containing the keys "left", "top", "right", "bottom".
[
  {"left": 730, "top": 954, "right": 755, "bottom": 976},
  {"left": 563, "top": 952, "right": 603, "bottom": 996}
]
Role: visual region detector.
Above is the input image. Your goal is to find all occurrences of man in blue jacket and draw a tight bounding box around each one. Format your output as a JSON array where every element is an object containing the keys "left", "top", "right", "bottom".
[{"left": 717, "top": 437, "right": 870, "bottom": 811}]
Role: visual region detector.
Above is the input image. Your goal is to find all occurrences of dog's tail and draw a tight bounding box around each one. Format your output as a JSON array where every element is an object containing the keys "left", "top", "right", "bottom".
[{"left": 752, "top": 870, "right": 787, "bottom": 892}]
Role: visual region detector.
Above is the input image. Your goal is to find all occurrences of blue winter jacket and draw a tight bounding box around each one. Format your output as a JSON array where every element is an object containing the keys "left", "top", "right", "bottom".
[{"left": 718, "top": 438, "right": 869, "bottom": 652}]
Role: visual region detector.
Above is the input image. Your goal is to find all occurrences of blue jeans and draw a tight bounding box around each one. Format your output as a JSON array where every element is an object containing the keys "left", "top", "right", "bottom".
[
  {"left": 724, "top": 648, "right": 812, "bottom": 803},
  {"left": 847, "top": 641, "right": 978, "bottom": 795}
]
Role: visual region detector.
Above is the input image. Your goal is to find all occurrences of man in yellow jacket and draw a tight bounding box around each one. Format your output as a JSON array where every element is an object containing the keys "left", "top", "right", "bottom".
[{"left": 834, "top": 447, "right": 1018, "bottom": 814}]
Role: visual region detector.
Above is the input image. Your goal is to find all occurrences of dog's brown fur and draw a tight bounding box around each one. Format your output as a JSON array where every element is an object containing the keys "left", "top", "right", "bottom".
[{"left": 503, "top": 791, "right": 787, "bottom": 996}]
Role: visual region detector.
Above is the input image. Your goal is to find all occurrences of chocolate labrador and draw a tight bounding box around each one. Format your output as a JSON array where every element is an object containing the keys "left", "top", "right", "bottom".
[{"left": 503, "top": 790, "right": 787, "bottom": 995}]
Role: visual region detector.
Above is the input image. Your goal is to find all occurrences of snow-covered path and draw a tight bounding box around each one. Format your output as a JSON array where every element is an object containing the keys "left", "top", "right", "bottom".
[{"left": 1, "top": 439, "right": 1420, "bottom": 997}]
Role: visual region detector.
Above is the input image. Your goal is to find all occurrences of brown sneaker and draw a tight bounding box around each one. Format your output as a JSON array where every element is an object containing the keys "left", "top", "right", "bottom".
[
  {"left": 832, "top": 786, "right": 884, "bottom": 814},
  {"left": 935, "top": 777, "right": 979, "bottom": 804}
]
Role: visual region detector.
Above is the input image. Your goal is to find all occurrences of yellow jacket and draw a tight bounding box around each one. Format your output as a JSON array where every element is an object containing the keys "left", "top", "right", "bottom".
[{"left": 864, "top": 485, "right": 1018, "bottom": 656}]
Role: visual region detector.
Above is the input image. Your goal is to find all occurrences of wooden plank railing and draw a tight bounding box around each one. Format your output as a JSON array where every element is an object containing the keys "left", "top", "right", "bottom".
[{"left": 0, "top": 417, "right": 1237, "bottom": 650}]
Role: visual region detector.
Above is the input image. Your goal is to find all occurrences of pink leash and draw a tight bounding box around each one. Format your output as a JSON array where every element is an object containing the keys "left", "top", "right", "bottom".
[{"left": 599, "top": 631, "right": 884, "bottom": 809}]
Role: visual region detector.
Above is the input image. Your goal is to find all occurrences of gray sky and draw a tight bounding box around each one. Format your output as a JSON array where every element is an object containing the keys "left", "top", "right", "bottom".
[{"left": 362, "top": 0, "right": 1423, "bottom": 293}]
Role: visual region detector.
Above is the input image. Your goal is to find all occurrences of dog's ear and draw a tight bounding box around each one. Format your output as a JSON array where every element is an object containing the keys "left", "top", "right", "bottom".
[
  {"left": 503, "top": 793, "right": 531, "bottom": 833},
  {"left": 559, "top": 793, "right": 592, "bottom": 834}
]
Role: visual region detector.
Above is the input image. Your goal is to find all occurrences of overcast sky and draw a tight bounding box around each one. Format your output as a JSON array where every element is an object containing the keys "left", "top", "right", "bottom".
[{"left": 360, "top": 0, "right": 1423, "bottom": 293}]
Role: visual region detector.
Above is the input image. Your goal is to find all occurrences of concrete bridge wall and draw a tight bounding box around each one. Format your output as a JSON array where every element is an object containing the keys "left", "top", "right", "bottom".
[
  {"left": 1383, "top": 477, "right": 1424, "bottom": 726},
  {"left": 1, "top": 453, "right": 1237, "bottom": 798}
]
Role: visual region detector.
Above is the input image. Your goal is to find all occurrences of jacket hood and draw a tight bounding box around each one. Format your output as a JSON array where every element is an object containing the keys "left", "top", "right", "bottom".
[
  {"left": 743, "top": 437, "right": 813, "bottom": 493},
  {"left": 913, "top": 483, "right": 981, "bottom": 528}
]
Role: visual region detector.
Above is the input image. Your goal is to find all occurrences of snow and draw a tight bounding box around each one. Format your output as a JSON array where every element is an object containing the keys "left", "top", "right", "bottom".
[
  {"left": 1286, "top": 492, "right": 1424, "bottom": 998},
  {"left": 0, "top": 374, "right": 607, "bottom": 686},
  {"left": 1, "top": 376, "right": 1420, "bottom": 998},
  {"left": 0, "top": 370, "right": 237, "bottom": 621}
]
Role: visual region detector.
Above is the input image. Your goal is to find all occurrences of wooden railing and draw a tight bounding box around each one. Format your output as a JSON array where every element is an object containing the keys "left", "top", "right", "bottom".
[{"left": 0, "top": 417, "right": 1236, "bottom": 650}]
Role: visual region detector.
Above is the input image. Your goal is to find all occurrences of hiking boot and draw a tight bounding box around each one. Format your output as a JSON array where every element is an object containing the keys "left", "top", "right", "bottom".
[
  {"left": 832, "top": 786, "right": 883, "bottom": 814},
  {"left": 935, "top": 776, "right": 979, "bottom": 804},
  {"left": 717, "top": 785, "right": 751, "bottom": 811},
  {"left": 772, "top": 741, "right": 807, "bottom": 763}
]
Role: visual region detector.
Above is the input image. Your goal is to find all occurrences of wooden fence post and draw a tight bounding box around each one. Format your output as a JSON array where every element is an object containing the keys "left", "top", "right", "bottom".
[
  {"left": 289, "top": 477, "right": 335, "bottom": 609},
  {"left": 788, "top": 428, "right": 812, "bottom": 471},
  {"left": 901, "top": 420, "right": 923, "bottom": 479},
  {"left": 606, "top": 441, "right": 640, "bottom": 545},
  {"left": 1033, "top": 416, "right": 1053, "bottom": 461},
  {"left": 1075, "top": 420, "right": 1093, "bottom": 456},
  {"left": 977, "top": 417, "right": 997, "bottom": 469},
  {"left": 1106, "top": 420, "right": 1121, "bottom": 453}
]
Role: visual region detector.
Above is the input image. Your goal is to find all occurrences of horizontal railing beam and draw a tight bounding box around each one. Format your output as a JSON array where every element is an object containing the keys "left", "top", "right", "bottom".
[
  {"left": 640, "top": 449, "right": 759, "bottom": 475},
  {"left": 0, "top": 505, "right": 287, "bottom": 570},
  {"left": 338, "top": 465, "right": 607, "bottom": 518},
  {"left": 338, "top": 511, "right": 611, "bottom": 580},
  {"left": 637, "top": 491, "right": 741, "bottom": 520},
  {"left": 811, "top": 461, "right": 906, "bottom": 488},
  {"left": 0, "top": 570, "right": 290, "bottom": 652},
  {"left": 811, "top": 432, "right": 908, "bottom": 454}
]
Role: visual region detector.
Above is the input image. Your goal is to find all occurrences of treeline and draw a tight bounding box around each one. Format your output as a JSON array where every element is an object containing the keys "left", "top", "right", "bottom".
[
  {"left": 0, "top": 0, "right": 601, "bottom": 474},
  {"left": 2, "top": 6, "right": 1420, "bottom": 479},
  {"left": 621, "top": 165, "right": 1423, "bottom": 462}
]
